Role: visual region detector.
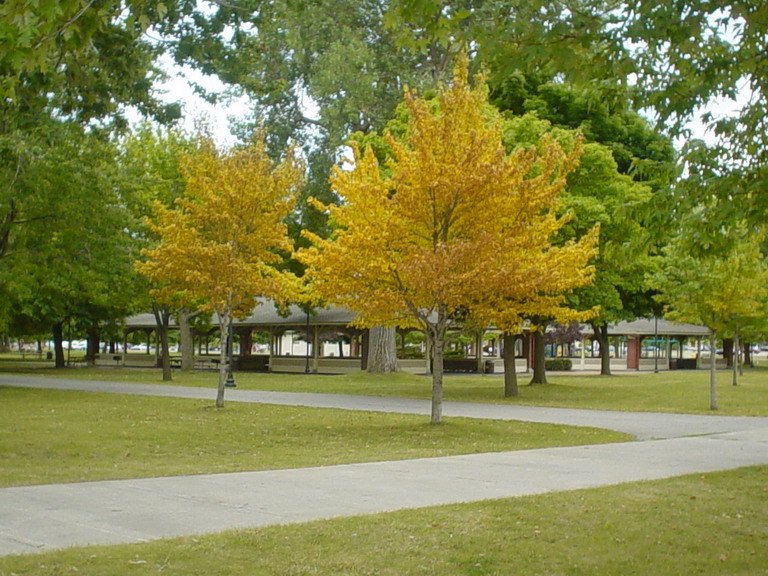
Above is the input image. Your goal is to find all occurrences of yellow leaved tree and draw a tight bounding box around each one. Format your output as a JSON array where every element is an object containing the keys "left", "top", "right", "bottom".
[
  {"left": 301, "top": 60, "right": 598, "bottom": 423},
  {"left": 137, "top": 131, "right": 304, "bottom": 407}
]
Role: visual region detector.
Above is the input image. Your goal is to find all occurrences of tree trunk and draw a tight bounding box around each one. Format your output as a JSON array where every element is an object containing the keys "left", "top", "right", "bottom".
[
  {"left": 240, "top": 329, "right": 253, "bottom": 356},
  {"left": 743, "top": 343, "right": 753, "bottom": 368},
  {"left": 178, "top": 308, "right": 195, "bottom": 372},
  {"left": 430, "top": 329, "right": 445, "bottom": 425},
  {"left": 152, "top": 304, "right": 172, "bottom": 382},
  {"left": 216, "top": 314, "right": 230, "bottom": 409},
  {"left": 722, "top": 338, "right": 734, "bottom": 367},
  {"left": 503, "top": 332, "right": 519, "bottom": 397},
  {"left": 530, "top": 328, "right": 548, "bottom": 384},
  {"left": 709, "top": 330, "right": 718, "bottom": 410},
  {"left": 592, "top": 323, "right": 611, "bottom": 376},
  {"left": 52, "top": 322, "right": 65, "bottom": 368},
  {"left": 367, "top": 325, "right": 399, "bottom": 373},
  {"left": 426, "top": 306, "right": 449, "bottom": 424},
  {"left": 475, "top": 331, "right": 484, "bottom": 373},
  {"left": 85, "top": 325, "right": 99, "bottom": 365},
  {"left": 732, "top": 327, "right": 740, "bottom": 385}
]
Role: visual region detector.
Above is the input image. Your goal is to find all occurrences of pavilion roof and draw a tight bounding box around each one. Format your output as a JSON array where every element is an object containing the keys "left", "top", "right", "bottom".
[
  {"left": 609, "top": 318, "right": 709, "bottom": 337},
  {"left": 123, "top": 301, "right": 357, "bottom": 331},
  {"left": 123, "top": 305, "right": 708, "bottom": 338}
]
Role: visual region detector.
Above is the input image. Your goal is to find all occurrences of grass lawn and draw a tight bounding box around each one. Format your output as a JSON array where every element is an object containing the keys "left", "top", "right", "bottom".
[
  {"left": 1, "top": 360, "right": 766, "bottom": 573},
  {"left": 2, "top": 465, "right": 766, "bottom": 575},
  {"left": 0, "top": 387, "right": 628, "bottom": 488},
  {"left": 2, "top": 357, "right": 768, "bottom": 415}
]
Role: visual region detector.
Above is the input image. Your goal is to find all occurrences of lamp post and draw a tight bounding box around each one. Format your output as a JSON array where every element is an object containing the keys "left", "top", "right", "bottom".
[
  {"left": 304, "top": 309, "right": 312, "bottom": 374},
  {"left": 225, "top": 319, "right": 236, "bottom": 387}
]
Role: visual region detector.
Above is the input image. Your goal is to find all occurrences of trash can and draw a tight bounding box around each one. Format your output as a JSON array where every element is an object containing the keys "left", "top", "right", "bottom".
[
  {"left": 484, "top": 360, "right": 495, "bottom": 373},
  {"left": 46, "top": 351, "right": 53, "bottom": 360}
]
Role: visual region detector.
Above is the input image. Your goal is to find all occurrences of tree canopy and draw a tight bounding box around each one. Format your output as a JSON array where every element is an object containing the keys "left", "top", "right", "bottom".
[
  {"left": 652, "top": 225, "right": 768, "bottom": 408},
  {"left": 0, "top": 121, "right": 138, "bottom": 364},
  {"left": 137, "top": 131, "right": 304, "bottom": 406},
  {"left": 2, "top": 0, "right": 766, "bottom": 392},
  {"left": 300, "top": 62, "right": 597, "bottom": 422}
]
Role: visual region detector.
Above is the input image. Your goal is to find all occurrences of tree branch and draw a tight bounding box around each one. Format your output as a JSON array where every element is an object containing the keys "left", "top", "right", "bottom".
[{"left": 33, "top": 0, "right": 98, "bottom": 49}]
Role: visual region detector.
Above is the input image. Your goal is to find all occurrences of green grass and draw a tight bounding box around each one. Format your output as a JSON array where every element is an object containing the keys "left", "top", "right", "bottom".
[
  {"left": 3, "top": 359, "right": 768, "bottom": 415},
  {"left": 2, "top": 465, "right": 766, "bottom": 575},
  {"left": 0, "top": 387, "right": 629, "bottom": 488},
  {"left": 1, "top": 361, "right": 766, "bottom": 572}
]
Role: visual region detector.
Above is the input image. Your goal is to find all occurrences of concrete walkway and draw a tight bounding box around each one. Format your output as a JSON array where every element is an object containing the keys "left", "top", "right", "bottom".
[{"left": 2, "top": 374, "right": 768, "bottom": 557}]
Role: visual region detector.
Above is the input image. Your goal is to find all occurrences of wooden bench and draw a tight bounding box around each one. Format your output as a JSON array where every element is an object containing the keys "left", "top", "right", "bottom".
[{"left": 195, "top": 357, "right": 221, "bottom": 371}]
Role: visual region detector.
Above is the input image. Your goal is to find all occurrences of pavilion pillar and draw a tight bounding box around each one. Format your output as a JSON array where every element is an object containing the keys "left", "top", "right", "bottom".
[{"left": 627, "top": 336, "right": 640, "bottom": 370}]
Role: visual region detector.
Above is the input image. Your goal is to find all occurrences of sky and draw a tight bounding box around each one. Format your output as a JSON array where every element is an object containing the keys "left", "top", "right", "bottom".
[{"left": 148, "top": 55, "right": 250, "bottom": 147}]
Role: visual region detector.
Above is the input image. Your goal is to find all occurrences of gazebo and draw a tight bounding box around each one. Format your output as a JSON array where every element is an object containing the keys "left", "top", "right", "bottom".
[{"left": 116, "top": 304, "right": 714, "bottom": 373}]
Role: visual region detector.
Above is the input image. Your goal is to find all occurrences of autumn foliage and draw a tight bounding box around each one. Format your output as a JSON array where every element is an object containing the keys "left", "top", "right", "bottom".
[
  {"left": 137, "top": 132, "right": 303, "bottom": 406},
  {"left": 300, "top": 61, "right": 598, "bottom": 422}
]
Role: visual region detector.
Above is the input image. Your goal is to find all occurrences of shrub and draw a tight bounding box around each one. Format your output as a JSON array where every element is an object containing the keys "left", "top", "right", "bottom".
[{"left": 545, "top": 358, "right": 572, "bottom": 371}]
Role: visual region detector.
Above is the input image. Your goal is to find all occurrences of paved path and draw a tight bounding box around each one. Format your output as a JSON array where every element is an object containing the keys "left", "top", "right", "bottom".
[{"left": 2, "top": 374, "right": 768, "bottom": 557}]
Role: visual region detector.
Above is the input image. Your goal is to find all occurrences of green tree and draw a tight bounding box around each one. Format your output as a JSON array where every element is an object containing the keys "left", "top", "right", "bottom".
[
  {"left": 0, "top": 1, "right": 195, "bottom": 354},
  {"left": 652, "top": 227, "right": 768, "bottom": 409},
  {"left": 0, "top": 0, "right": 187, "bottom": 123},
  {"left": 490, "top": 78, "right": 676, "bottom": 190},
  {"left": 615, "top": 1, "right": 767, "bottom": 155},
  {"left": 0, "top": 122, "right": 138, "bottom": 367},
  {"left": 384, "top": 0, "right": 620, "bottom": 88},
  {"left": 501, "top": 114, "right": 656, "bottom": 379},
  {"left": 607, "top": 3, "right": 767, "bottom": 240},
  {"left": 494, "top": 79, "right": 676, "bottom": 377}
]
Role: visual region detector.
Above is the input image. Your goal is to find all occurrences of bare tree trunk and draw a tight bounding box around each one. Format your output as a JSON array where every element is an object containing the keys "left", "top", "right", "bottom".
[
  {"left": 709, "top": 330, "right": 718, "bottom": 410},
  {"left": 503, "top": 332, "right": 519, "bottom": 397},
  {"left": 178, "top": 308, "right": 195, "bottom": 372},
  {"left": 367, "top": 325, "right": 399, "bottom": 373},
  {"left": 530, "top": 328, "right": 548, "bottom": 384}
]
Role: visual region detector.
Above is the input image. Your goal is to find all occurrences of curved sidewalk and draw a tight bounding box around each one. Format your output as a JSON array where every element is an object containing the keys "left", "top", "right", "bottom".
[{"left": 2, "top": 374, "right": 768, "bottom": 557}]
